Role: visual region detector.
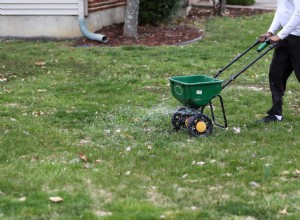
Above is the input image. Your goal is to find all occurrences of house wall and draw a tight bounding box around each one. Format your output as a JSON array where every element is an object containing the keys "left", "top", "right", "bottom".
[
  {"left": 0, "top": 16, "right": 82, "bottom": 38},
  {"left": 85, "top": 0, "right": 126, "bottom": 32},
  {"left": 86, "top": 7, "right": 125, "bottom": 33},
  {"left": 0, "top": 0, "right": 126, "bottom": 38}
]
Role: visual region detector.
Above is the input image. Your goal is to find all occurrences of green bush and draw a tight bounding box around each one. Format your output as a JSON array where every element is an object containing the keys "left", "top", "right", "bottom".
[
  {"left": 227, "top": 0, "right": 255, "bottom": 6},
  {"left": 138, "top": 0, "right": 181, "bottom": 25}
]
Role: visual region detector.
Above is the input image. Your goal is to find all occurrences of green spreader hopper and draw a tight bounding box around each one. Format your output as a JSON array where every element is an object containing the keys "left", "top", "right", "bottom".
[{"left": 169, "top": 75, "right": 223, "bottom": 109}]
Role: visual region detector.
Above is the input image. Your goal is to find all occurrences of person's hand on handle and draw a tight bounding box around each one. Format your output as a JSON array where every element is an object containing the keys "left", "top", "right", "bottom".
[
  {"left": 259, "top": 32, "right": 273, "bottom": 42},
  {"left": 269, "top": 35, "right": 281, "bottom": 44}
]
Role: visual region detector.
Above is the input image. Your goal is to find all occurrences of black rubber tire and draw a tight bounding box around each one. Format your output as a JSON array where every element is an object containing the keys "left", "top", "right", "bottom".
[
  {"left": 187, "top": 114, "right": 213, "bottom": 137},
  {"left": 171, "top": 107, "right": 188, "bottom": 131}
]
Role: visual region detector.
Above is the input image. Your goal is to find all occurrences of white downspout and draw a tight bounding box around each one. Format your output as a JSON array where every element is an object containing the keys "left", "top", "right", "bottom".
[{"left": 78, "top": 0, "right": 108, "bottom": 43}]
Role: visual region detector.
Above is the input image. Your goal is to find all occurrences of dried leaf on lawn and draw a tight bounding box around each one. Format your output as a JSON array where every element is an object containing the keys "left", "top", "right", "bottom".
[
  {"left": 94, "top": 159, "right": 103, "bottom": 164},
  {"left": 280, "top": 171, "right": 290, "bottom": 176},
  {"left": 69, "top": 158, "right": 80, "bottom": 164},
  {"left": 79, "top": 138, "right": 91, "bottom": 145},
  {"left": 37, "top": 89, "right": 47, "bottom": 92},
  {"left": 279, "top": 206, "right": 288, "bottom": 215},
  {"left": 18, "top": 197, "right": 26, "bottom": 202},
  {"left": 32, "top": 111, "right": 44, "bottom": 117},
  {"left": 0, "top": 77, "right": 7, "bottom": 82},
  {"left": 83, "top": 163, "right": 93, "bottom": 169},
  {"left": 181, "top": 174, "right": 188, "bottom": 179},
  {"left": 249, "top": 181, "right": 260, "bottom": 188},
  {"left": 95, "top": 211, "right": 112, "bottom": 217},
  {"left": 79, "top": 153, "right": 88, "bottom": 162},
  {"left": 49, "top": 196, "right": 63, "bottom": 203},
  {"left": 233, "top": 127, "right": 241, "bottom": 134},
  {"left": 35, "top": 60, "right": 46, "bottom": 66}
]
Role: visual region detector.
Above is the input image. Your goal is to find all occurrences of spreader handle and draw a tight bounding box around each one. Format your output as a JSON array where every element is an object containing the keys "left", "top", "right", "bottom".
[
  {"left": 257, "top": 39, "right": 270, "bottom": 52},
  {"left": 214, "top": 39, "right": 260, "bottom": 78},
  {"left": 221, "top": 42, "right": 278, "bottom": 90}
]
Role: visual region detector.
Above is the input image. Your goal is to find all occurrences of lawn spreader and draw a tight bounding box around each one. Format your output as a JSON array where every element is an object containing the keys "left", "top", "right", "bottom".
[{"left": 169, "top": 39, "right": 277, "bottom": 137}]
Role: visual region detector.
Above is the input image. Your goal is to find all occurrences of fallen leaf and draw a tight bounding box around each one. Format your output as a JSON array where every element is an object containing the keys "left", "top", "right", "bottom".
[
  {"left": 222, "top": 173, "right": 232, "bottom": 177},
  {"left": 181, "top": 174, "right": 188, "bottom": 179},
  {"left": 125, "top": 171, "right": 131, "bottom": 176},
  {"left": 32, "top": 111, "right": 44, "bottom": 117},
  {"left": 95, "top": 211, "right": 112, "bottom": 217},
  {"left": 94, "top": 159, "right": 103, "bottom": 164},
  {"left": 248, "top": 86, "right": 263, "bottom": 91},
  {"left": 35, "top": 60, "right": 46, "bottom": 66},
  {"left": 69, "top": 158, "right": 80, "bottom": 164},
  {"left": 280, "top": 177, "right": 288, "bottom": 181},
  {"left": 79, "top": 138, "right": 91, "bottom": 145},
  {"left": 31, "top": 156, "right": 39, "bottom": 162},
  {"left": 23, "top": 131, "right": 30, "bottom": 135},
  {"left": 49, "top": 196, "right": 63, "bottom": 203},
  {"left": 19, "top": 197, "right": 26, "bottom": 202},
  {"left": 190, "top": 206, "right": 197, "bottom": 210},
  {"left": 280, "top": 171, "right": 290, "bottom": 175},
  {"left": 279, "top": 206, "right": 288, "bottom": 215},
  {"left": 83, "top": 163, "right": 93, "bottom": 169},
  {"left": 196, "top": 161, "right": 205, "bottom": 166},
  {"left": 233, "top": 127, "right": 241, "bottom": 134},
  {"left": 0, "top": 77, "right": 7, "bottom": 82},
  {"left": 79, "top": 153, "right": 88, "bottom": 162},
  {"left": 244, "top": 217, "right": 257, "bottom": 220},
  {"left": 104, "top": 129, "right": 111, "bottom": 134},
  {"left": 249, "top": 181, "right": 260, "bottom": 188},
  {"left": 147, "top": 144, "right": 153, "bottom": 150},
  {"left": 37, "top": 89, "right": 47, "bottom": 92}
]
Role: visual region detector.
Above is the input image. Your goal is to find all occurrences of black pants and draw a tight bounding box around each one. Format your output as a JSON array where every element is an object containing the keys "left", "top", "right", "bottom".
[{"left": 267, "top": 34, "right": 300, "bottom": 116}]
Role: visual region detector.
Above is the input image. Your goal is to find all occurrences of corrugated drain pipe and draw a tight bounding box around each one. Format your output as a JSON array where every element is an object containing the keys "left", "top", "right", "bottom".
[
  {"left": 79, "top": 18, "right": 108, "bottom": 43},
  {"left": 79, "top": 0, "right": 108, "bottom": 43}
]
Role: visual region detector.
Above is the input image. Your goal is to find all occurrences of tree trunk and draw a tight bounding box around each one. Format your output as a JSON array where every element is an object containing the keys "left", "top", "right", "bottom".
[
  {"left": 212, "top": 0, "right": 226, "bottom": 16},
  {"left": 219, "top": 0, "right": 226, "bottom": 16},
  {"left": 123, "top": 0, "right": 139, "bottom": 38}
]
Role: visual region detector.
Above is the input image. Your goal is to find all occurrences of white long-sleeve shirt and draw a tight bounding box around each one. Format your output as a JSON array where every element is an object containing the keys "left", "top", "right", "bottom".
[{"left": 268, "top": 0, "right": 300, "bottom": 39}]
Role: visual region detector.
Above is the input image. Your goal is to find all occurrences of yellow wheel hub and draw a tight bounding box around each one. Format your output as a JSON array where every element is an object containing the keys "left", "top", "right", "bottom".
[{"left": 196, "top": 121, "right": 206, "bottom": 133}]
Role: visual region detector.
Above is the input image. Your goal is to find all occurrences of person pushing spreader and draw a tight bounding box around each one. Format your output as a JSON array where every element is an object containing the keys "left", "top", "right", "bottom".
[{"left": 169, "top": 39, "right": 277, "bottom": 137}]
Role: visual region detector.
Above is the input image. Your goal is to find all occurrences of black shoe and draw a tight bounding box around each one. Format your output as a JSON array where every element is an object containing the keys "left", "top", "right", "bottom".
[{"left": 257, "top": 115, "right": 283, "bottom": 123}]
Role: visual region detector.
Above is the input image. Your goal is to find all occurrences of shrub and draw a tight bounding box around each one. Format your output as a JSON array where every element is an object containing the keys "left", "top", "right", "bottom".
[
  {"left": 138, "top": 0, "right": 182, "bottom": 25},
  {"left": 227, "top": 0, "right": 255, "bottom": 6}
]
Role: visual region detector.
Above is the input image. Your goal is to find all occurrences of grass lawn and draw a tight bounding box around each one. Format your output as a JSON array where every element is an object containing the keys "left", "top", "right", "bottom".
[{"left": 1, "top": 12, "right": 300, "bottom": 219}]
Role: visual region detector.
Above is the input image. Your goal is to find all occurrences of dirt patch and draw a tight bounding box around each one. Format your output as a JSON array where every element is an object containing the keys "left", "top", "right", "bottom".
[{"left": 75, "top": 8, "right": 272, "bottom": 47}]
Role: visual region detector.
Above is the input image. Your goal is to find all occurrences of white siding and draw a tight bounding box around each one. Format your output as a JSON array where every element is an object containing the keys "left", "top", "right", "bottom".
[{"left": 0, "top": 0, "right": 80, "bottom": 15}]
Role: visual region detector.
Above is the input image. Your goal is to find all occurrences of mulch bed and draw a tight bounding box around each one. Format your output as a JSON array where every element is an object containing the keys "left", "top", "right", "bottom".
[{"left": 75, "top": 8, "right": 273, "bottom": 47}]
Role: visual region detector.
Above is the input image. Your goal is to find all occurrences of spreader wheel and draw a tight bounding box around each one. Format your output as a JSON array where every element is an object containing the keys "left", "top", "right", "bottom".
[
  {"left": 187, "top": 114, "right": 213, "bottom": 137},
  {"left": 171, "top": 107, "right": 188, "bottom": 131}
]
